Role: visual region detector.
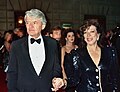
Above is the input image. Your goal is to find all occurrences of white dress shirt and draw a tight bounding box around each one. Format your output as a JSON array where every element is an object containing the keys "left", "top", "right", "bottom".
[{"left": 28, "top": 35, "right": 45, "bottom": 75}]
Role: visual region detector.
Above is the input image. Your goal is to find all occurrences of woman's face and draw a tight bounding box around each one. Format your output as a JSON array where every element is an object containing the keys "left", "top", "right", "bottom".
[
  {"left": 65, "top": 32, "right": 75, "bottom": 43},
  {"left": 83, "top": 25, "right": 100, "bottom": 46},
  {"left": 5, "top": 33, "right": 12, "bottom": 42}
]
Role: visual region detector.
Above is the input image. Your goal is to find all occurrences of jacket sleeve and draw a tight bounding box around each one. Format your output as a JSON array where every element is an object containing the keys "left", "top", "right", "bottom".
[
  {"left": 52, "top": 40, "right": 62, "bottom": 78},
  {"left": 109, "top": 47, "right": 120, "bottom": 91}
]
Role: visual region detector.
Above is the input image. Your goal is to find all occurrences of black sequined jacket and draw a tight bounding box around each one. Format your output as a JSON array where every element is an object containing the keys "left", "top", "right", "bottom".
[{"left": 67, "top": 47, "right": 120, "bottom": 92}]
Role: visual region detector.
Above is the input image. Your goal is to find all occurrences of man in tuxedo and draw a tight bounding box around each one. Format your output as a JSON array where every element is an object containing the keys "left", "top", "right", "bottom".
[{"left": 7, "top": 9, "right": 65, "bottom": 92}]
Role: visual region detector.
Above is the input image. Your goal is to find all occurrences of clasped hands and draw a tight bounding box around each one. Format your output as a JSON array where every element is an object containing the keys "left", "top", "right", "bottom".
[{"left": 52, "top": 77, "right": 67, "bottom": 91}]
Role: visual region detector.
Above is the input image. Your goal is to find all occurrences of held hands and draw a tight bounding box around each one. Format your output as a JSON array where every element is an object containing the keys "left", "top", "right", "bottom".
[{"left": 52, "top": 77, "right": 66, "bottom": 91}]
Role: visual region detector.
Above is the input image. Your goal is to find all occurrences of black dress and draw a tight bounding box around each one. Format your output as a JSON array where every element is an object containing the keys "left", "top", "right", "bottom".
[
  {"left": 64, "top": 51, "right": 77, "bottom": 92},
  {"left": 67, "top": 47, "right": 120, "bottom": 92}
]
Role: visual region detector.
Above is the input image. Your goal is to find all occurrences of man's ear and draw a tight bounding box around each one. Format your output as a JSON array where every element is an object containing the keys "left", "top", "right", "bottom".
[{"left": 42, "top": 24, "right": 46, "bottom": 30}]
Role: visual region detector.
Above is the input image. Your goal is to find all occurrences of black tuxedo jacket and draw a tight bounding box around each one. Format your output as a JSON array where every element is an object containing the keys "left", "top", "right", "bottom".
[{"left": 7, "top": 36, "right": 62, "bottom": 92}]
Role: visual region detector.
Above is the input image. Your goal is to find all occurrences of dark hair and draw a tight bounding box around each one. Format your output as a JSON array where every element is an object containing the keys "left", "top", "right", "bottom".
[
  {"left": 80, "top": 19, "right": 102, "bottom": 34},
  {"left": 49, "top": 26, "right": 62, "bottom": 34},
  {"left": 4, "top": 30, "right": 13, "bottom": 36},
  {"left": 80, "top": 19, "right": 104, "bottom": 47},
  {"left": 60, "top": 29, "right": 77, "bottom": 46}
]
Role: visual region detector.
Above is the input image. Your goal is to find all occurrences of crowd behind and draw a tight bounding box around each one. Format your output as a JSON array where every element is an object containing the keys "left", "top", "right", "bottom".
[
  {"left": 0, "top": 17, "right": 120, "bottom": 92},
  {"left": 0, "top": 24, "right": 120, "bottom": 71}
]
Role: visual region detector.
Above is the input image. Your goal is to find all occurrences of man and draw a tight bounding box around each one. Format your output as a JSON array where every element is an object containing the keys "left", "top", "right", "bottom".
[
  {"left": 7, "top": 9, "right": 64, "bottom": 92},
  {"left": 13, "top": 27, "right": 26, "bottom": 38},
  {"left": 49, "top": 26, "right": 62, "bottom": 41}
]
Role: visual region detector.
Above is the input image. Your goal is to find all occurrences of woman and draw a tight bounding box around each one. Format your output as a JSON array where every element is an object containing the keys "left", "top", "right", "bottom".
[
  {"left": 67, "top": 19, "right": 120, "bottom": 92},
  {"left": 2, "top": 30, "right": 14, "bottom": 72},
  {"left": 61, "top": 29, "right": 78, "bottom": 92}
]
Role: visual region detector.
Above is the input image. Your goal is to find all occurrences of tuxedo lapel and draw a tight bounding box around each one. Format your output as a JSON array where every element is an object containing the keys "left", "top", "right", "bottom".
[
  {"left": 42, "top": 36, "right": 48, "bottom": 62},
  {"left": 21, "top": 36, "right": 38, "bottom": 76},
  {"left": 38, "top": 36, "right": 49, "bottom": 76}
]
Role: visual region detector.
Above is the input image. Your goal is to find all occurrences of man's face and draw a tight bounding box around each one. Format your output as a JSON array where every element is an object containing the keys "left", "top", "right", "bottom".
[
  {"left": 25, "top": 16, "right": 44, "bottom": 38},
  {"left": 51, "top": 30, "right": 61, "bottom": 41}
]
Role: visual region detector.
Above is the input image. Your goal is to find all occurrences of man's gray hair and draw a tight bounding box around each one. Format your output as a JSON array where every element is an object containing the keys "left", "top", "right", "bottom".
[{"left": 24, "top": 9, "right": 47, "bottom": 25}]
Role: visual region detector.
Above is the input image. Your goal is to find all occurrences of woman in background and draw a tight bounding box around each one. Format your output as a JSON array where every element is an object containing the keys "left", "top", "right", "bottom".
[
  {"left": 61, "top": 29, "right": 78, "bottom": 92},
  {"left": 2, "top": 30, "right": 14, "bottom": 72}
]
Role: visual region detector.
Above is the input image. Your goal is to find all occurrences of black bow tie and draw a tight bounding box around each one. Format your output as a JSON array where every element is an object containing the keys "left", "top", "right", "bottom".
[{"left": 30, "top": 38, "right": 41, "bottom": 44}]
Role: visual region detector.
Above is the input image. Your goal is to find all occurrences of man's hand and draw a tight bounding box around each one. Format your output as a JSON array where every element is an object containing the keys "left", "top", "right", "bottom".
[{"left": 52, "top": 77, "right": 64, "bottom": 91}]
